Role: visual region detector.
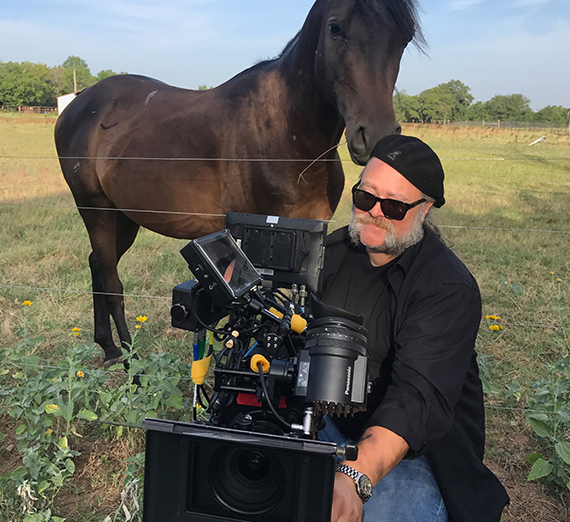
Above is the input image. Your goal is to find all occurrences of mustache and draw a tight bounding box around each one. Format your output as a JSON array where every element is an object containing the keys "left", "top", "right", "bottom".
[{"left": 353, "top": 212, "right": 394, "bottom": 231}]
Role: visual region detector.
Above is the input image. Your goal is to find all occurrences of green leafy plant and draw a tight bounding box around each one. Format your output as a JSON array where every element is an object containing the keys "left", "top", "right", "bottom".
[
  {"left": 525, "top": 356, "right": 570, "bottom": 490},
  {"left": 477, "top": 352, "right": 500, "bottom": 395},
  {"left": 0, "top": 317, "right": 195, "bottom": 520}
]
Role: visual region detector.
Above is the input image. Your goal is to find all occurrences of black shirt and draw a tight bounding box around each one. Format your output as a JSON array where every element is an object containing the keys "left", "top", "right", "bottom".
[{"left": 320, "top": 226, "right": 509, "bottom": 522}]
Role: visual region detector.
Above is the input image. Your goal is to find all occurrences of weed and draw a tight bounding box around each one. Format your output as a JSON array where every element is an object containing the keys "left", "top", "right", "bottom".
[{"left": 525, "top": 356, "right": 570, "bottom": 490}]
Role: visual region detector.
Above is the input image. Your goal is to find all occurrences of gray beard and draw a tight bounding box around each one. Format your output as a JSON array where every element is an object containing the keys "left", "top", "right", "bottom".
[{"left": 348, "top": 207, "right": 426, "bottom": 258}]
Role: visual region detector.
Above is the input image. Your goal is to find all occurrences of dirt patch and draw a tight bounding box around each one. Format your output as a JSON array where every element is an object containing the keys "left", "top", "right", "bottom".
[
  {"left": 487, "top": 458, "right": 569, "bottom": 521},
  {"left": 485, "top": 415, "right": 570, "bottom": 521},
  {"left": 0, "top": 413, "right": 143, "bottom": 519},
  {"left": 55, "top": 436, "right": 132, "bottom": 519},
  {"left": 0, "top": 416, "right": 23, "bottom": 476}
]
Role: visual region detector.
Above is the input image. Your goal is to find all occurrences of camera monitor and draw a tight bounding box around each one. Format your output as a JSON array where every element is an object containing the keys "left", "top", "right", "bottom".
[
  {"left": 180, "top": 229, "right": 262, "bottom": 307},
  {"left": 142, "top": 418, "right": 337, "bottom": 522},
  {"left": 225, "top": 213, "right": 328, "bottom": 294}
]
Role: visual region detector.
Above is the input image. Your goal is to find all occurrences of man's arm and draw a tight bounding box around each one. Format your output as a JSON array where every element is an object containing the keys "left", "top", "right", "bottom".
[{"left": 331, "top": 426, "right": 409, "bottom": 522}]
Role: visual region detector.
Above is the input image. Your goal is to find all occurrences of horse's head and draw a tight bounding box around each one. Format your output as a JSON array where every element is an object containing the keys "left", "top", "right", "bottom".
[{"left": 314, "top": 0, "right": 424, "bottom": 165}]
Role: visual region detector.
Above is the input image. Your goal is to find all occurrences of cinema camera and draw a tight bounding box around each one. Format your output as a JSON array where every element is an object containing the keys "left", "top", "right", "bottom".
[{"left": 142, "top": 213, "right": 370, "bottom": 522}]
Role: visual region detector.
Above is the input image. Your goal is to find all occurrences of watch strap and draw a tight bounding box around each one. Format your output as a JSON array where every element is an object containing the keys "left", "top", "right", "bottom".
[{"left": 335, "top": 464, "right": 373, "bottom": 503}]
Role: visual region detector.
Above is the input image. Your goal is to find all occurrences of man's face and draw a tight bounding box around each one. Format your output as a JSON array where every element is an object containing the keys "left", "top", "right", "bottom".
[{"left": 349, "top": 157, "right": 433, "bottom": 257}]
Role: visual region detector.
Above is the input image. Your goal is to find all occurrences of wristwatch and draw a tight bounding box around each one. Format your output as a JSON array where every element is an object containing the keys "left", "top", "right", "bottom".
[{"left": 336, "top": 464, "right": 373, "bottom": 503}]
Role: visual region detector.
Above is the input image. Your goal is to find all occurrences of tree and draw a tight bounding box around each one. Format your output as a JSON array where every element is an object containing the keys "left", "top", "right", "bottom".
[
  {"left": 440, "top": 79, "right": 474, "bottom": 120},
  {"left": 465, "top": 101, "right": 491, "bottom": 121},
  {"left": 393, "top": 90, "right": 421, "bottom": 122},
  {"left": 96, "top": 69, "right": 120, "bottom": 81},
  {"left": 0, "top": 61, "right": 56, "bottom": 106},
  {"left": 482, "top": 94, "right": 533, "bottom": 122},
  {"left": 533, "top": 105, "right": 569, "bottom": 124},
  {"left": 60, "top": 55, "right": 95, "bottom": 93},
  {"left": 61, "top": 56, "right": 89, "bottom": 69},
  {"left": 418, "top": 85, "right": 456, "bottom": 123}
]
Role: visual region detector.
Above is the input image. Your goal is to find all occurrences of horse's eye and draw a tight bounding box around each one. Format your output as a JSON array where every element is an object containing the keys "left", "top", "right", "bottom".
[{"left": 328, "top": 21, "right": 344, "bottom": 38}]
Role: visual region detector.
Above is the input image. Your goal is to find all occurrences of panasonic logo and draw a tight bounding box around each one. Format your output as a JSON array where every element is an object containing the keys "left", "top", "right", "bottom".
[{"left": 345, "top": 366, "right": 352, "bottom": 396}]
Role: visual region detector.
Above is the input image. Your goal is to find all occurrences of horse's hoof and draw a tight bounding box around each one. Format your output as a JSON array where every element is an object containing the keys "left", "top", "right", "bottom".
[
  {"left": 103, "top": 347, "right": 123, "bottom": 363},
  {"left": 103, "top": 355, "right": 123, "bottom": 368}
]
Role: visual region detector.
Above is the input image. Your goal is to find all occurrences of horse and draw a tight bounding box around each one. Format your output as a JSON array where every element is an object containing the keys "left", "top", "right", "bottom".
[{"left": 54, "top": 0, "right": 423, "bottom": 362}]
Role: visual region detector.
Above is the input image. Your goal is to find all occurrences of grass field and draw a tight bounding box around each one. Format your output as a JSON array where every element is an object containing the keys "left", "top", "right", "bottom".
[{"left": 1, "top": 114, "right": 570, "bottom": 520}]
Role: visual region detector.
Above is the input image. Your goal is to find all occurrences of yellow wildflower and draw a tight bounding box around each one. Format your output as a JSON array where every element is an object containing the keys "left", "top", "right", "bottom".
[
  {"left": 550, "top": 271, "right": 555, "bottom": 275},
  {"left": 485, "top": 315, "right": 501, "bottom": 321},
  {"left": 136, "top": 315, "right": 148, "bottom": 323},
  {"left": 72, "top": 327, "right": 81, "bottom": 337},
  {"left": 46, "top": 429, "right": 53, "bottom": 435},
  {"left": 135, "top": 324, "right": 142, "bottom": 329},
  {"left": 77, "top": 370, "right": 84, "bottom": 378},
  {"left": 22, "top": 300, "right": 32, "bottom": 306},
  {"left": 556, "top": 278, "right": 562, "bottom": 282},
  {"left": 489, "top": 325, "right": 504, "bottom": 331}
]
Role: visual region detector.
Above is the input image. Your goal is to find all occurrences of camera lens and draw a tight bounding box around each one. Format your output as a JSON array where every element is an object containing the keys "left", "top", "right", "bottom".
[
  {"left": 209, "top": 446, "right": 285, "bottom": 515},
  {"left": 237, "top": 450, "right": 270, "bottom": 481}
]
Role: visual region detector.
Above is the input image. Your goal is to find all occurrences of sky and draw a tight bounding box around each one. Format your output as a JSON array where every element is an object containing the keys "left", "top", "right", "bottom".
[{"left": 1, "top": 0, "right": 568, "bottom": 110}]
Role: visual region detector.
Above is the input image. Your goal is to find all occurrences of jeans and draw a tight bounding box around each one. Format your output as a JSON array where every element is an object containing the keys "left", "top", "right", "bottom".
[{"left": 318, "top": 417, "right": 448, "bottom": 522}]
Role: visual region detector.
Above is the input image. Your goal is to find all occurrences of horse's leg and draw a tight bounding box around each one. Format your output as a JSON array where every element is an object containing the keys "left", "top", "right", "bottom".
[
  {"left": 111, "top": 211, "right": 141, "bottom": 353},
  {"left": 88, "top": 251, "right": 120, "bottom": 361},
  {"left": 80, "top": 207, "right": 140, "bottom": 361}
]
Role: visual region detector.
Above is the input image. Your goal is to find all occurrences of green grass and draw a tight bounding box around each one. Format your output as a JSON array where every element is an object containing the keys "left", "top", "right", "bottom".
[{"left": 1, "top": 117, "right": 570, "bottom": 519}]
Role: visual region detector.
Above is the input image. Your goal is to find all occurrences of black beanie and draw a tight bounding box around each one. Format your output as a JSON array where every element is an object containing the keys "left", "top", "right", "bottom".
[{"left": 370, "top": 135, "right": 445, "bottom": 208}]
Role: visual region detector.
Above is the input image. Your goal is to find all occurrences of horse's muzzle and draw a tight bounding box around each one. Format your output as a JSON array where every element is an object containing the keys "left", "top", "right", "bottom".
[{"left": 347, "top": 123, "right": 401, "bottom": 165}]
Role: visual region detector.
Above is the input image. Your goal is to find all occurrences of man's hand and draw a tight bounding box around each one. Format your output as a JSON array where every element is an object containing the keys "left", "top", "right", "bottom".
[
  {"left": 330, "top": 426, "right": 409, "bottom": 521},
  {"left": 330, "top": 472, "right": 364, "bottom": 522}
]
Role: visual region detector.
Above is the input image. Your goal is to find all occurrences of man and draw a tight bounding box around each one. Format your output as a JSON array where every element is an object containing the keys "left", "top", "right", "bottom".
[{"left": 318, "top": 135, "right": 509, "bottom": 522}]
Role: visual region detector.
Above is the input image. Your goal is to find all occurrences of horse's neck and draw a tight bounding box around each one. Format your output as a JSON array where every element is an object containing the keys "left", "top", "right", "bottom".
[{"left": 274, "top": 2, "right": 344, "bottom": 148}]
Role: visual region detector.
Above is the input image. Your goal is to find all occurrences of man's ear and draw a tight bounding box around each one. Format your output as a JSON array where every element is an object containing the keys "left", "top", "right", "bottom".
[{"left": 421, "top": 202, "right": 434, "bottom": 220}]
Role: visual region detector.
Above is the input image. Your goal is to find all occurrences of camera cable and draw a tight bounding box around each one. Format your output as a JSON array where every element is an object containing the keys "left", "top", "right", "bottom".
[{"left": 256, "top": 362, "right": 292, "bottom": 431}]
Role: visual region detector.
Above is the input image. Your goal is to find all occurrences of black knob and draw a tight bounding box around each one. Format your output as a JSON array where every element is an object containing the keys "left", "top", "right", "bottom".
[{"left": 170, "top": 303, "right": 190, "bottom": 322}]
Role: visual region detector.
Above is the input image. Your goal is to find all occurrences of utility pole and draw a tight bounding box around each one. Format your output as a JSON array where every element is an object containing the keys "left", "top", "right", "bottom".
[{"left": 73, "top": 69, "right": 77, "bottom": 93}]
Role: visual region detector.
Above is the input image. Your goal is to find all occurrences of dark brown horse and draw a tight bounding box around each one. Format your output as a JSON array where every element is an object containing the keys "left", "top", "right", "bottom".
[{"left": 55, "top": 0, "right": 423, "bottom": 361}]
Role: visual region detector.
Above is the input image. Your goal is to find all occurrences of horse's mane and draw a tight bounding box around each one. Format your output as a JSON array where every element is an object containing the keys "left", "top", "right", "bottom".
[
  {"left": 253, "top": 32, "right": 300, "bottom": 67},
  {"left": 361, "top": 0, "right": 426, "bottom": 50},
  {"left": 254, "top": 0, "right": 426, "bottom": 69}
]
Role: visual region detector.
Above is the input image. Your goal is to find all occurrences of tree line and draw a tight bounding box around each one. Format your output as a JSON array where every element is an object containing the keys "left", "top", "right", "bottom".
[
  {"left": 1, "top": 58, "right": 568, "bottom": 124},
  {"left": 0, "top": 56, "right": 124, "bottom": 108},
  {"left": 394, "top": 80, "right": 569, "bottom": 124}
]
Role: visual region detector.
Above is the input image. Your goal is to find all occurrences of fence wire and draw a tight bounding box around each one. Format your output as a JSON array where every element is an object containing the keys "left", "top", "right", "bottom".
[
  {"left": 0, "top": 359, "right": 557, "bottom": 428},
  {"left": 1, "top": 154, "right": 570, "bottom": 162},
  {"left": 2, "top": 201, "right": 570, "bottom": 234}
]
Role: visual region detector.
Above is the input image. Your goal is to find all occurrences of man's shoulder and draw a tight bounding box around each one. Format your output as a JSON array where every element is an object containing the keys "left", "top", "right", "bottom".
[{"left": 412, "top": 229, "right": 477, "bottom": 287}]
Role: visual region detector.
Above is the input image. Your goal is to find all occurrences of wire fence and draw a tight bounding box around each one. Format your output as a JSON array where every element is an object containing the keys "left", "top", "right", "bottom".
[
  {"left": 449, "top": 120, "right": 570, "bottom": 134},
  {"left": 1, "top": 150, "right": 570, "bottom": 414}
]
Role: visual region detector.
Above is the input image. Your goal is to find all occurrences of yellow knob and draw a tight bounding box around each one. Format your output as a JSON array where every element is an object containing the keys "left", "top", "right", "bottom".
[{"left": 251, "top": 354, "right": 270, "bottom": 374}]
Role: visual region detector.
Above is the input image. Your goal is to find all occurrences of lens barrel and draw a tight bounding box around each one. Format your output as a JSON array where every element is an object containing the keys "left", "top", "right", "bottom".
[{"left": 303, "top": 317, "right": 369, "bottom": 416}]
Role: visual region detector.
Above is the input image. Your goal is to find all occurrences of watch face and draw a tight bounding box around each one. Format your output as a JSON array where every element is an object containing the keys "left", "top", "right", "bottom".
[{"left": 358, "top": 475, "right": 373, "bottom": 501}]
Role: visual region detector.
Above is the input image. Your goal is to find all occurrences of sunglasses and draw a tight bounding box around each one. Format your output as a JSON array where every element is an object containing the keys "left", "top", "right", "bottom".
[{"left": 351, "top": 183, "right": 426, "bottom": 221}]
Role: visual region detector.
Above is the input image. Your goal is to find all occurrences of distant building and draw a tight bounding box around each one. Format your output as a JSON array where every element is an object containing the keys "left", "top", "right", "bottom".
[{"left": 57, "top": 93, "right": 77, "bottom": 115}]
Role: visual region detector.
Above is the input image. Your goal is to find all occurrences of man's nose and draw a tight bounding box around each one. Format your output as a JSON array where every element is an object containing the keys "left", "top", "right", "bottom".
[{"left": 369, "top": 201, "right": 385, "bottom": 219}]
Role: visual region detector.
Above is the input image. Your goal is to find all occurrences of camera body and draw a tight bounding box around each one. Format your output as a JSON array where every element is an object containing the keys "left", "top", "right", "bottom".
[
  {"left": 170, "top": 213, "right": 369, "bottom": 436},
  {"left": 142, "top": 214, "right": 370, "bottom": 522}
]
